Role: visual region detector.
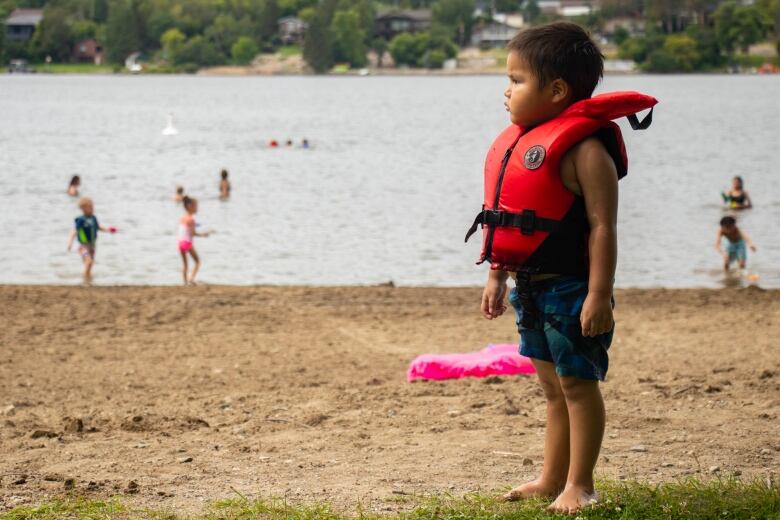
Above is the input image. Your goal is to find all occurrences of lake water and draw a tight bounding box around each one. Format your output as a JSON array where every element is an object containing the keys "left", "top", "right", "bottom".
[{"left": 1, "top": 73, "right": 779, "bottom": 287}]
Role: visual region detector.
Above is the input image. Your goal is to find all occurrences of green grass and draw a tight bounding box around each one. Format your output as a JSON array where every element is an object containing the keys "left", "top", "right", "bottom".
[
  {"left": 38, "top": 63, "right": 116, "bottom": 74},
  {"left": 2, "top": 479, "right": 779, "bottom": 520},
  {"left": 278, "top": 45, "right": 302, "bottom": 58}
]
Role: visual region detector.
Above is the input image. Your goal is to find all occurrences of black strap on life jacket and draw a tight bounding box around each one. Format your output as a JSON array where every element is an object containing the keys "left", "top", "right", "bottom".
[
  {"left": 464, "top": 209, "right": 561, "bottom": 243},
  {"left": 627, "top": 107, "right": 653, "bottom": 130}
]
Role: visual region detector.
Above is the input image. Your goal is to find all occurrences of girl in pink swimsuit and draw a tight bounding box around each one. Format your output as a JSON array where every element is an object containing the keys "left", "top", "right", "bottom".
[{"left": 178, "top": 196, "right": 210, "bottom": 285}]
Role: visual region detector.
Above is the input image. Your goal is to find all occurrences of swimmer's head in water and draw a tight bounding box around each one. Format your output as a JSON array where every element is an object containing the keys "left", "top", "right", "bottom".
[
  {"left": 732, "top": 176, "right": 743, "bottom": 189},
  {"left": 183, "top": 196, "right": 198, "bottom": 213},
  {"left": 78, "top": 197, "right": 94, "bottom": 215},
  {"left": 176, "top": 185, "right": 184, "bottom": 195},
  {"left": 221, "top": 169, "right": 228, "bottom": 179}
]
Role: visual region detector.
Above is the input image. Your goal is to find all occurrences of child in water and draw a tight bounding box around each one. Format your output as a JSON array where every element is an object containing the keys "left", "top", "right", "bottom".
[
  {"left": 178, "top": 196, "right": 210, "bottom": 285},
  {"left": 66, "top": 197, "right": 116, "bottom": 282},
  {"left": 721, "top": 176, "right": 752, "bottom": 209},
  {"left": 219, "top": 170, "right": 230, "bottom": 200},
  {"left": 476, "top": 23, "right": 655, "bottom": 513},
  {"left": 67, "top": 175, "right": 80, "bottom": 196},
  {"left": 174, "top": 185, "right": 185, "bottom": 203},
  {"left": 716, "top": 216, "right": 756, "bottom": 271}
]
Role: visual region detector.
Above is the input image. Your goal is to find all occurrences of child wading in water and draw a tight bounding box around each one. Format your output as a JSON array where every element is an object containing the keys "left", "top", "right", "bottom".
[
  {"left": 721, "top": 176, "right": 752, "bottom": 210},
  {"left": 178, "top": 196, "right": 210, "bottom": 285},
  {"left": 716, "top": 216, "right": 756, "bottom": 271},
  {"left": 219, "top": 169, "right": 231, "bottom": 200},
  {"left": 67, "top": 197, "right": 116, "bottom": 282},
  {"left": 469, "top": 23, "right": 656, "bottom": 513}
]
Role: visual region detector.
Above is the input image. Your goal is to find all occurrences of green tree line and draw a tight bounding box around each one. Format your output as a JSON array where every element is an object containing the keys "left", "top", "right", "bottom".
[{"left": 2, "top": 0, "right": 779, "bottom": 72}]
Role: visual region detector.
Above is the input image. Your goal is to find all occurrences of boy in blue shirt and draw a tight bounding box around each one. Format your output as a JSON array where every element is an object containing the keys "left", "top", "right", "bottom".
[{"left": 67, "top": 197, "right": 115, "bottom": 282}]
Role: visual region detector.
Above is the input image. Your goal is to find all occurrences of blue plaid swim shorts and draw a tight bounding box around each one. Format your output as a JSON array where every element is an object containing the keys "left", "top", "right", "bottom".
[{"left": 508, "top": 275, "right": 613, "bottom": 381}]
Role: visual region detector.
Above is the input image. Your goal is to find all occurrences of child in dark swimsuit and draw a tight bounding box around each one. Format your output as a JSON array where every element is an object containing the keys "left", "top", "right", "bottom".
[
  {"left": 67, "top": 197, "right": 116, "bottom": 283},
  {"left": 721, "top": 176, "right": 752, "bottom": 210}
]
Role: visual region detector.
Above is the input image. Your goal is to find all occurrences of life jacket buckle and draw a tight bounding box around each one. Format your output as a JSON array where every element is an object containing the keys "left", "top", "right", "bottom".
[{"left": 520, "top": 209, "right": 536, "bottom": 235}]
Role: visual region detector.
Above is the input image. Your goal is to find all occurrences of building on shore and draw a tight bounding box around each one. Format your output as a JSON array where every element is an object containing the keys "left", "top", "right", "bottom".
[
  {"left": 471, "top": 20, "right": 522, "bottom": 48},
  {"left": 72, "top": 39, "right": 106, "bottom": 65},
  {"left": 4, "top": 8, "right": 43, "bottom": 42},
  {"left": 278, "top": 16, "right": 308, "bottom": 45},
  {"left": 374, "top": 10, "right": 432, "bottom": 41}
]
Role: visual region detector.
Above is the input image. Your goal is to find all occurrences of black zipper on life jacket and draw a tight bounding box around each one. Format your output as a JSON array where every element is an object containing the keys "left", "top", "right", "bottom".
[{"left": 483, "top": 131, "right": 524, "bottom": 261}]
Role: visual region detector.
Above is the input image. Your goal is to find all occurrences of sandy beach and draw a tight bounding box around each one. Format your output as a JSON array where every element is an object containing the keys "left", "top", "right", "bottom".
[{"left": 0, "top": 285, "right": 778, "bottom": 513}]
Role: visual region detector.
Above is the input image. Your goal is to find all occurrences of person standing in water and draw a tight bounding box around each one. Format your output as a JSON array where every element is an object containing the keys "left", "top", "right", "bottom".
[
  {"left": 174, "top": 185, "right": 185, "bottom": 203},
  {"left": 219, "top": 169, "right": 231, "bottom": 200},
  {"left": 716, "top": 215, "right": 756, "bottom": 271},
  {"left": 721, "top": 176, "right": 752, "bottom": 210},
  {"left": 67, "top": 175, "right": 80, "bottom": 197},
  {"left": 67, "top": 197, "right": 116, "bottom": 283},
  {"left": 178, "top": 196, "right": 210, "bottom": 285}
]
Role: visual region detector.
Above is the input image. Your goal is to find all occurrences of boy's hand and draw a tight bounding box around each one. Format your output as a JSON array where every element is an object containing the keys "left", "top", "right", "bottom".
[
  {"left": 481, "top": 271, "right": 508, "bottom": 320},
  {"left": 581, "top": 292, "right": 613, "bottom": 337}
]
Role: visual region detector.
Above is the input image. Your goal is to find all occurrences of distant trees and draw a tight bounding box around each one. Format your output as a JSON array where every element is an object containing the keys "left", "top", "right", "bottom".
[
  {"left": 231, "top": 35, "right": 259, "bottom": 64},
  {"left": 388, "top": 30, "right": 457, "bottom": 68}
]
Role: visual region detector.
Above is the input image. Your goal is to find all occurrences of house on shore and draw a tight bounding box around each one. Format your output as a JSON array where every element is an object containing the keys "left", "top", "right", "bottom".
[
  {"left": 4, "top": 8, "right": 43, "bottom": 42},
  {"left": 73, "top": 39, "right": 106, "bottom": 65},
  {"left": 374, "top": 10, "right": 432, "bottom": 40},
  {"left": 278, "top": 16, "right": 308, "bottom": 45},
  {"left": 471, "top": 20, "right": 522, "bottom": 48}
]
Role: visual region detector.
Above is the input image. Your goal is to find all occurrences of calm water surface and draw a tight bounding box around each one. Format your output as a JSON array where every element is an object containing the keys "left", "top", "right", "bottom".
[{"left": 0, "top": 74, "right": 778, "bottom": 287}]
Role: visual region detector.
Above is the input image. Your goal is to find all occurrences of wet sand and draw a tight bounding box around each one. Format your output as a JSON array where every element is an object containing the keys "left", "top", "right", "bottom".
[{"left": 0, "top": 285, "right": 778, "bottom": 513}]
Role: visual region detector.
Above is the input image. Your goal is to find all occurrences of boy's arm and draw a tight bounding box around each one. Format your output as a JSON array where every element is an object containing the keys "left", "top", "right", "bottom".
[
  {"left": 481, "top": 269, "right": 509, "bottom": 320},
  {"left": 67, "top": 228, "right": 76, "bottom": 251},
  {"left": 714, "top": 229, "right": 724, "bottom": 251},
  {"left": 574, "top": 138, "right": 618, "bottom": 337},
  {"left": 741, "top": 230, "right": 757, "bottom": 251}
]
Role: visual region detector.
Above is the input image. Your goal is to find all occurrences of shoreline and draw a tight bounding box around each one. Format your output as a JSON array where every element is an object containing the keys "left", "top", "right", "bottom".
[{"left": 1, "top": 285, "right": 778, "bottom": 513}]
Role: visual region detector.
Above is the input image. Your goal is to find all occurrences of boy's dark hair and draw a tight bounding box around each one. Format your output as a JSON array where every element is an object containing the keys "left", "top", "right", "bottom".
[
  {"left": 720, "top": 216, "right": 736, "bottom": 227},
  {"left": 221, "top": 169, "right": 228, "bottom": 179},
  {"left": 507, "top": 22, "right": 604, "bottom": 102}
]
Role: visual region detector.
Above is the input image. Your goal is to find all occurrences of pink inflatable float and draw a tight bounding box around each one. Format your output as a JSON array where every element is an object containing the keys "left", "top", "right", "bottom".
[{"left": 406, "top": 343, "right": 536, "bottom": 382}]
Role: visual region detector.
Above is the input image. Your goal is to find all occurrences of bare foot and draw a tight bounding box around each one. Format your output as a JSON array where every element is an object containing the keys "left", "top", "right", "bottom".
[
  {"left": 547, "top": 485, "right": 598, "bottom": 514},
  {"left": 502, "top": 479, "right": 563, "bottom": 502}
]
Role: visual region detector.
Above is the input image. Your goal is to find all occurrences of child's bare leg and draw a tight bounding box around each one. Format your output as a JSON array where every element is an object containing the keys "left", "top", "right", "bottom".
[
  {"left": 180, "top": 251, "right": 189, "bottom": 285},
  {"left": 548, "top": 377, "right": 604, "bottom": 513},
  {"left": 504, "top": 359, "right": 568, "bottom": 501},
  {"left": 188, "top": 249, "right": 200, "bottom": 284},
  {"left": 83, "top": 256, "right": 94, "bottom": 283}
]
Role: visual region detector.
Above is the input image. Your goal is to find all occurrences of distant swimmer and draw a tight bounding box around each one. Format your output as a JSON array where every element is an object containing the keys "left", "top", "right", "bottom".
[
  {"left": 716, "top": 215, "right": 756, "bottom": 272},
  {"left": 67, "top": 175, "right": 80, "bottom": 197},
  {"left": 269, "top": 139, "right": 279, "bottom": 148},
  {"left": 301, "top": 138, "right": 310, "bottom": 149},
  {"left": 178, "top": 196, "right": 210, "bottom": 285},
  {"left": 721, "top": 176, "right": 752, "bottom": 210},
  {"left": 219, "top": 169, "right": 230, "bottom": 200},
  {"left": 66, "top": 197, "right": 117, "bottom": 283},
  {"left": 174, "top": 185, "right": 185, "bottom": 203},
  {"left": 285, "top": 139, "right": 293, "bottom": 147}
]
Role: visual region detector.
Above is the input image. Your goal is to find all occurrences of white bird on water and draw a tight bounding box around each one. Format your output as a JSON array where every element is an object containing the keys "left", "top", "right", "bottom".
[{"left": 162, "top": 113, "right": 178, "bottom": 136}]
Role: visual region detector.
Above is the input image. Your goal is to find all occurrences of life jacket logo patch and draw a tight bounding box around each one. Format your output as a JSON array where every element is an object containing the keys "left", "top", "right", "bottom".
[{"left": 524, "top": 145, "right": 546, "bottom": 170}]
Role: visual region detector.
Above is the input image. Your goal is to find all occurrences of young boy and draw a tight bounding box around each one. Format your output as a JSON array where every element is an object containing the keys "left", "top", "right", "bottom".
[
  {"left": 716, "top": 215, "right": 756, "bottom": 271},
  {"left": 467, "top": 23, "right": 656, "bottom": 513},
  {"left": 67, "top": 197, "right": 116, "bottom": 282}
]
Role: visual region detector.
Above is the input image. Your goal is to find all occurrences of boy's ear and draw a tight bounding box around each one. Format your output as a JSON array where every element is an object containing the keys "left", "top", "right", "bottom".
[{"left": 550, "top": 78, "right": 570, "bottom": 104}]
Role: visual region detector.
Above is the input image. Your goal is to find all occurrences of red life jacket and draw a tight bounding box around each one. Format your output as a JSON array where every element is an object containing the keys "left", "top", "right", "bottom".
[{"left": 465, "top": 91, "right": 658, "bottom": 274}]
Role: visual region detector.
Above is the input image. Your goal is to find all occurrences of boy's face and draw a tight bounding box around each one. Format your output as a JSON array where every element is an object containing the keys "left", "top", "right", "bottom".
[
  {"left": 80, "top": 201, "right": 93, "bottom": 216},
  {"left": 504, "top": 51, "right": 567, "bottom": 127}
]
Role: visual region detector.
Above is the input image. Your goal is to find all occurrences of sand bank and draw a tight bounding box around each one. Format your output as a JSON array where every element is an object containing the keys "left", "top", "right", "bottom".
[{"left": 0, "top": 285, "right": 777, "bottom": 512}]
